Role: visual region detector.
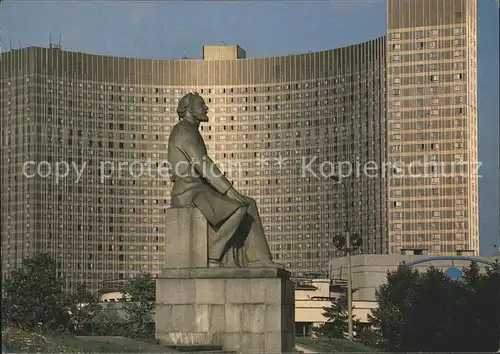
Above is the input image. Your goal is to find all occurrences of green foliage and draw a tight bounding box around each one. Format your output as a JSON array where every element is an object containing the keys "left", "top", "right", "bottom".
[
  {"left": 313, "top": 290, "right": 361, "bottom": 339},
  {"left": 1, "top": 326, "right": 161, "bottom": 353},
  {"left": 88, "top": 306, "right": 126, "bottom": 336},
  {"left": 368, "top": 262, "right": 420, "bottom": 351},
  {"left": 120, "top": 272, "right": 156, "bottom": 339},
  {"left": 369, "top": 260, "right": 500, "bottom": 352},
  {"left": 2, "top": 326, "right": 78, "bottom": 353},
  {"left": 66, "top": 283, "right": 100, "bottom": 335},
  {"left": 2, "top": 253, "right": 69, "bottom": 333},
  {"left": 1, "top": 253, "right": 124, "bottom": 337}
]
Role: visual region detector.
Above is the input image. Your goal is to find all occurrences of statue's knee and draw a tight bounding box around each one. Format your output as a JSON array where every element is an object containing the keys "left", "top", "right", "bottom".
[
  {"left": 245, "top": 197, "right": 257, "bottom": 206},
  {"left": 244, "top": 198, "right": 258, "bottom": 213},
  {"left": 239, "top": 204, "right": 249, "bottom": 213}
]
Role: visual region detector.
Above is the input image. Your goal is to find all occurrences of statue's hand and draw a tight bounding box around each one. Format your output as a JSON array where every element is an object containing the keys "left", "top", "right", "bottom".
[{"left": 226, "top": 187, "right": 247, "bottom": 205}]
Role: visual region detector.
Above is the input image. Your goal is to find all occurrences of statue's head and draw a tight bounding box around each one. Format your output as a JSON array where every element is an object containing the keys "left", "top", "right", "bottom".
[{"left": 177, "top": 92, "right": 209, "bottom": 122}]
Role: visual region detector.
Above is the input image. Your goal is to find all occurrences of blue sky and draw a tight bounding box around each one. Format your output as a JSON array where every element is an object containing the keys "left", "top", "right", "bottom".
[{"left": 1, "top": 0, "right": 498, "bottom": 255}]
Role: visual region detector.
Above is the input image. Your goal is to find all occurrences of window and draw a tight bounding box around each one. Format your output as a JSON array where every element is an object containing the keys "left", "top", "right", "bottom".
[
  {"left": 393, "top": 78, "right": 401, "bottom": 85},
  {"left": 393, "top": 44, "right": 401, "bottom": 50},
  {"left": 454, "top": 154, "right": 464, "bottom": 162},
  {"left": 391, "top": 32, "right": 401, "bottom": 39},
  {"left": 430, "top": 75, "right": 439, "bottom": 82},
  {"left": 453, "top": 27, "right": 463, "bottom": 35},
  {"left": 454, "top": 73, "right": 463, "bottom": 80},
  {"left": 430, "top": 29, "right": 439, "bottom": 36},
  {"left": 415, "top": 30, "right": 424, "bottom": 38},
  {"left": 454, "top": 62, "right": 464, "bottom": 70},
  {"left": 416, "top": 42, "right": 424, "bottom": 49},
  {"left": 453, "top": 50, "right": 463, "bottom": 57},
  {"left": 392, "top": 55, "right": 400, "bottom": 62}
]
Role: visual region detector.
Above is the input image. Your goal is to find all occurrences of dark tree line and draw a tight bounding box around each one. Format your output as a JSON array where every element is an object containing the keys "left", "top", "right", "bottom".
[
  {"left": 2, "top": 253, "right": 156, "bottom": 339},
  {"left": 315, "top": 260, "right": 500, "bottom": 352},
  {"left": 370, "top": 261, "right": 500, "bottom": 352}
]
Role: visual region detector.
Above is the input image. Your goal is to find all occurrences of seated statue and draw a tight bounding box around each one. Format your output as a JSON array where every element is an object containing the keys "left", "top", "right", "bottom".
[{"left": 167, "top": 92, "right": 283, "bottom": 269}]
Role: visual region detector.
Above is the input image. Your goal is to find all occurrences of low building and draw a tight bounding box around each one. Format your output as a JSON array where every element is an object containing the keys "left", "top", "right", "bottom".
[{"left": 294, "top": 278, "right": 331, "bottom": 336}]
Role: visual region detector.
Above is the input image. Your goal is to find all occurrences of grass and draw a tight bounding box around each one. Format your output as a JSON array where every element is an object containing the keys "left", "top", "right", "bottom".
[
  {"left": 295, "top": 336, "right": 377, "bottom": 353},
  {"left": 1, "top": 327, "right": 169, "bottom": 353},
  {"left": 2, "top": 327, "right": 378, "bottom": 353}
]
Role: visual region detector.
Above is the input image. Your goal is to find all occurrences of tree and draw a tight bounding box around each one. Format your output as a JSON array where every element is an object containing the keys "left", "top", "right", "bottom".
[
  {"left": 369, "top": 260, "right": 500, "bottom": 352},
  {"left": 89, "top": 306, "right": 125, "bottom": 336},
  {"left": 405, "top": 266, "right": 464, "bottom": 352},
  {"left": 368, "top": 262, "right": 420, "bottom": 351},
  {"left": 66, "top": 283, "right": 100, "bottom": 335},
  {"left": 471, "top": 260, "right": 500, "bottom": 352},
  {"left": 314, "top": 290, "right": 360, "bottom": 339},
  {"left": 2, "top": 253, "right": 69, "bottom": 333},
  {"left": 120, "top": 272, "right": 156, "bottom": 339}
]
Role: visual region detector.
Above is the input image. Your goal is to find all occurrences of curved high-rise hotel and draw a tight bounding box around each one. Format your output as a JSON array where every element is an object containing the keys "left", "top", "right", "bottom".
[{"left": 1, "top": 0, "right": 478, "bottom": 293}]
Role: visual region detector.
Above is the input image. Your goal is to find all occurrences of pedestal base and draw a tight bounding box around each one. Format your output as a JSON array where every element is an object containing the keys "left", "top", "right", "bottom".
[{"left": 155, "top": 268, "right": 295, "bottom": 353}]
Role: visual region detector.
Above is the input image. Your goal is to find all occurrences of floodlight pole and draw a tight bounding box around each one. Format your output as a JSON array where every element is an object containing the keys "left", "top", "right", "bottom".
[
  {"left": 330, "top": 176, "right": 354, "bottom": 341},
  {"left": 346, "top": 230, "right": 353, "bottom": 341}
]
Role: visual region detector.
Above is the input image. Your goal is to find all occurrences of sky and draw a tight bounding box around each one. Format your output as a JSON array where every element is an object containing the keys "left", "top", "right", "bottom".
[{"left": 1, "top": 0, "right": 499, "bottom": 255}]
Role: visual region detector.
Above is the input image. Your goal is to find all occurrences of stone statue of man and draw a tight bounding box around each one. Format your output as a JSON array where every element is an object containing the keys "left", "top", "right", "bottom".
[{"left": 167, "top": 92, "right": 283, "bottom": 269}]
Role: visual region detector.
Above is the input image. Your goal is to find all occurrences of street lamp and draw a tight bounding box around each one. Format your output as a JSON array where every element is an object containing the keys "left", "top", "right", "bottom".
[{"left": 330, "top": 175, "right": 362, "bottom": 341}]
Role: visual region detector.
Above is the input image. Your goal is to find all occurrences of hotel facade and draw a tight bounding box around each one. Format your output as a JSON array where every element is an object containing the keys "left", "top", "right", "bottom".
[{"left": 0, "top": 0, "right": 478, "bottom": 292}]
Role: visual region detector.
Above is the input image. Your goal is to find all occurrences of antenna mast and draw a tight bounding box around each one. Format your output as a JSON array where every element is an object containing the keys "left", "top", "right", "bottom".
[{"left": 49, "top": 32, "right": 62, "bottom": 50}]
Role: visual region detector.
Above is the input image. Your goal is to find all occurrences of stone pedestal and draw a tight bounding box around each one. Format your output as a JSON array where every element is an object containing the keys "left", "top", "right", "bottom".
[
  {"left": 165, "top": 208, "right": 209, "bottom": 268},
  {"left": 158, "top": 208, "right": 295, "bottom": 353},
  {"left": 155, "top": 267, "right": 295, "bottom": 353}
]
